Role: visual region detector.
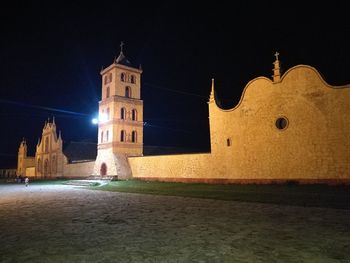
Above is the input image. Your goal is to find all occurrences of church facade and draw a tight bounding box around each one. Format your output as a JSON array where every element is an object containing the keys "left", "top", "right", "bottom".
[
  {"left": 128, "top": 54, "right": 350, "bottom": 184},
  {"left": 17, "top": 49, "right": 350, "bottom": 184},
  {"left": 17, "top": 119, "right": 95, "bottom": 179}
]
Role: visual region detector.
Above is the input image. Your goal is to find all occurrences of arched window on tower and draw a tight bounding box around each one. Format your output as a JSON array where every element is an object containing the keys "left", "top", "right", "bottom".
[
  {"left": 121, "top": 73, "right": 125, "bottom": 82},
  {"left": 45, "top": 137, "right": 49, "bottom": 153},
  {"left": 106, "top": 108, "right": 110, "bottom": 120},
  {"left": 132, "top": 109, "right": 137, "bottom": 121},
  {"left": 131, "top": 131, "right": 137, "bottom": 143},
  {"left": 101, "top": 131, "right": 104, "bottom": 143},
  {"left": 106, "top": 130, "right": 109, "bottom": 142},
  {"left": 130, "top": 75, "right": 136, "bottom": 84},
  {"left": 120, "top": 130, "right": 126, "bottom": 142},
  {"left": 125, "top": 86, "right": 131, "bottom": 98},
  {"left": 104, "top": 75, "right": 108, "bottom": 85},
  {"left": 108, "top": 73, "right": 112, "bottom": 82},
  {"left": 121, "top": 108, "right": 126, "bottom": 120},
  {"left": 106, "top": 86, "right": 110, "bottom": 98}
]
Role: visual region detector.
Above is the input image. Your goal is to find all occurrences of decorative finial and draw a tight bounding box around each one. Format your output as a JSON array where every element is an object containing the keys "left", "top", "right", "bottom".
[
  {"left": 52, "top": 116, "right": 55, "bottom": 125},
  {"left": 272, "top": 51, "right": 281, "bottom": 83},
  {"left": 209, "top": 78, "right": 215, "bottom": 102}
]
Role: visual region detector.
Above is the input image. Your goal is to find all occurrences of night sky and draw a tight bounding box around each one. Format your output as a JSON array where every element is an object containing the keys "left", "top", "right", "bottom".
[{"left": 0, "top": 2, "right": 349, "bottom": 168}]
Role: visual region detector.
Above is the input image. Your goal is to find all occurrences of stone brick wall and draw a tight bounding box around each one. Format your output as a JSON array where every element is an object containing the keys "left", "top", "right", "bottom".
[
  {"left": 129, "top": 153, "right": 211, "bottom": 180},
  {"left": 25, "top": 167, "right": 35, "bottom": 177},
  {"left": 63, "top": 161, "right": 95, "bottom": 178},
  {"left": 129, "top": 65, "right": 350, "bottom": 183}
]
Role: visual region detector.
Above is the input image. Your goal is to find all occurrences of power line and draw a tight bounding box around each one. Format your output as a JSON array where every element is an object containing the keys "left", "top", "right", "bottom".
[
  {"left": 0, "top": 99, "right": 89, "bottom": 116},
  {"left": 144, "top": 82, "right": 208, "bottom": 99}
]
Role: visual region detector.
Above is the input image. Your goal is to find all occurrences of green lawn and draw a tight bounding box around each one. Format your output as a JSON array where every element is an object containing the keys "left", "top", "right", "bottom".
[{"left": 94, "top": 180, "right": 350, "bottom": 210}]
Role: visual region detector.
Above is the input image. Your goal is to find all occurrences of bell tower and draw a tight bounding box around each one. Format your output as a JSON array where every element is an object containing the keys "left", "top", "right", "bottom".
[
  {"left": 17, "top": 139, "right": 28, "bottom": 176},
  {"left": 94, "top": 43, "right": 143, "bottom": 178}
]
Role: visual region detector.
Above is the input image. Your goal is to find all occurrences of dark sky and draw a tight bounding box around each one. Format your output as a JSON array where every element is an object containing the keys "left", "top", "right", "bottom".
[{"left": 0, "top": 1, "right": 349, "bottom": 167}]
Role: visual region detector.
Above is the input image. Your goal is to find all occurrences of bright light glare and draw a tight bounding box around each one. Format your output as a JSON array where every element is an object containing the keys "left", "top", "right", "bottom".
[
  {"left": 99, "top": 113, "right": 108, "bottom": 123},
  {"left": 91, "top": 118, "right": 98, "bottom": 125}
]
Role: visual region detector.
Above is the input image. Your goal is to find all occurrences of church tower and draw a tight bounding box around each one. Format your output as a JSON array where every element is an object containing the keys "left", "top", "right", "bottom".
[
  {"left": 94, "top": 43, "right": 143, "bottom": 178},
  {"left": 17, "top": 139, "right": 35, "bottom": 177},
  {"left": 17, "top": 139, "right": 28, "bottom": 176}
]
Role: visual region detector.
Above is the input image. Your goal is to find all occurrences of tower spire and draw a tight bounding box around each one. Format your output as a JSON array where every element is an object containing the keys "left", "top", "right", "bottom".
[
  {"left": 209, "top": 78, "right": 215, "bottom": 102},
  {"left": 272, "top": 51, "right": 281, "bottom": 82},
  {"left": 120, "top": 41, "right": 124, "bottom": 54},
  {"left": 114, "top": 41, "right": 131, "bottom": 65}
]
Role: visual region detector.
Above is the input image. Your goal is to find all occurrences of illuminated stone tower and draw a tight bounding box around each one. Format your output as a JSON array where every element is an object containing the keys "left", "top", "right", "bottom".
[
  {"left": 94, "top": 43, "right": 143, "bottom": 178},
  {"left": 17, "top": 139, "right": 35, "bottom": 177}
]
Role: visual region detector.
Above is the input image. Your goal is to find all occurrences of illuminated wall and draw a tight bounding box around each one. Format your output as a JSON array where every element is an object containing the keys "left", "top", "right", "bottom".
[{"left": 129, "top": 65, "right": 350, "bottom": 183}]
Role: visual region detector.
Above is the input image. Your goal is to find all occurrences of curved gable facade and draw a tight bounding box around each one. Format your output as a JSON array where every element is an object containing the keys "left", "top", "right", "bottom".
[{"left": 208, "top": 65, "right": 350, "bottom": 181}]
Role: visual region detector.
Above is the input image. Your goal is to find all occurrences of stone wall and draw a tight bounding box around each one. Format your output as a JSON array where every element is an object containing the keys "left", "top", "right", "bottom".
[
  {"left": 63, "top": 161, "right": 95, "bottom": 178},
  {"left": 129, "top": 65, "right": 350, "bottom": 184},
  {"left": 129, "top": 153, "right": 211, "bottom": 181},
  {"left": 25, "top": 167, "right": 36, "bottom": 177},
  {"left": 0, "top": 169, "right": 16, "bottom": 178}
]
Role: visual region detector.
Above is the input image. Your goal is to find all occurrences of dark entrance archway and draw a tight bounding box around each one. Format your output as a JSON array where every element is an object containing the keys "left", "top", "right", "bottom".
[{"left": 100, "top": 163, "right": 107, "bottom": 176}]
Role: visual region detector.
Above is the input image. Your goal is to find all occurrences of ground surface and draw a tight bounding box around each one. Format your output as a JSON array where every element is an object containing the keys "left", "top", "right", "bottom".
[{"left": 0, "top": 184, "right": 349, "bottom": 262}]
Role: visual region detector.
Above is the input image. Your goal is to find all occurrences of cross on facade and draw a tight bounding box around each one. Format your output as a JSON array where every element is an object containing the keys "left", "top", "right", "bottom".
[{"left": 274, "top": 51, "right": 279, "bottom": 61}]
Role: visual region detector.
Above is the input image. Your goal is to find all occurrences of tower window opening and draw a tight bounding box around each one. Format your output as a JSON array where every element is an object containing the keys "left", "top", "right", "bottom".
[
  {"left": 106, "top": 86, "right": 110, "bottom": 98},
  {"left": 121, "top": 108, "right": 126, "bottom": 120},
  {"left": 101, "top": 131, "right": 104, "bottom": 143},
  {"left": 132, "top": 131, "right": 137, "bottom": 143},
  {"left": 125, "top": 86, "right": 131, "bottom": 98},
  {"left": 132, "top": 109, "right": 137, "bottom": 121},
  {"left": 121, "top": 73, "right": 125, "bottom": 82},
  {"left": 120, "top": 130, "right": 126, "bottom": 142},
  {"left": 131, "top": 75, "right": 136, "bottom": 84},
  {"left": 106, "top": 108, "right": 110, "bottom": 120},
  {"left": 227, "top": 138, "right": 231, "bottom": 147},
  {"left": 106, "top": 130, "right": 109, "bottom": 142}
]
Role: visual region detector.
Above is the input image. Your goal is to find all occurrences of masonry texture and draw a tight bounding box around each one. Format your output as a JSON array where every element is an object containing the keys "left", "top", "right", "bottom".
[{"left": 130, "top": 65, "right": 350, "bottom": 183}]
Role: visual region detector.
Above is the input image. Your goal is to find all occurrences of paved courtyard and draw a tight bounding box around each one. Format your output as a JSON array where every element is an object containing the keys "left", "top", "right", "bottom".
[{"left": 0, "top": 184, "right": 349, "bottom": 262}]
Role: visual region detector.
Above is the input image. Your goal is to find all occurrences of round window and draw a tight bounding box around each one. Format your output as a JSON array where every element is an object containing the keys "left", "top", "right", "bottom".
[{"left": 275, "top": 117, "right": 288, "bottom": 130}]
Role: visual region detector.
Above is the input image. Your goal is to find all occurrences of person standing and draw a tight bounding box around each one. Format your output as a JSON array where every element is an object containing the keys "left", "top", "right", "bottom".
[{"left": 25, "top": 177, "right": 29, "bottom": 187}]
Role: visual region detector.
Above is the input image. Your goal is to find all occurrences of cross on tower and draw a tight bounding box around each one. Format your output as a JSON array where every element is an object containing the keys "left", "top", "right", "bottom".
[
  {"left": 120, "top": 41, "right": 124, "bottom": 53},
  {"left": 274, "top": 51, "right": 279, "bottom": 61}
]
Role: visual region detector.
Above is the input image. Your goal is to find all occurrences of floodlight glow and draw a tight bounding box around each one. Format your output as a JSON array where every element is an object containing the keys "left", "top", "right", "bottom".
[
  {"left": 99, "top": 112, "right": 108, "bottom": 123},
  {"left": 92, "top": 118, "right": 98, "bottom": 124}
]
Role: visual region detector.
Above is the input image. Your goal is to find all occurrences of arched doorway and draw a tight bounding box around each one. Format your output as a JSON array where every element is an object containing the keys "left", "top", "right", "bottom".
[{"left": 100, "top": 163, "right": 107, "bottom": 176}]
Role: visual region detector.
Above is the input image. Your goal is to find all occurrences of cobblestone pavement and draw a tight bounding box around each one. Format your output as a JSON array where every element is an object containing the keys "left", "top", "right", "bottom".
[{"left": 0, "top": 184, "right": 349, "bottom": 262}]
